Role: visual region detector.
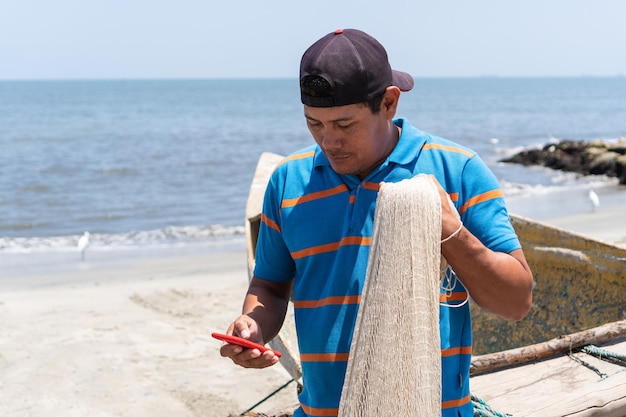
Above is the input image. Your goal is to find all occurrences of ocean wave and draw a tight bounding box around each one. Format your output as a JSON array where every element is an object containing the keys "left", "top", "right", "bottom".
[
  {"left": 500, "top": 174, "right": 618, "bottom": 198},
  {"left": 0, "top": 224, "right": 245, "bottom": 253}
]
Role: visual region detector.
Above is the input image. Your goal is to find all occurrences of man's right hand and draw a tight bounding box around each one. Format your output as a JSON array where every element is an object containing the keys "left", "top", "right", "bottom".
[{"left": 219, "top": 315, "right": 280, "bottom": 368}]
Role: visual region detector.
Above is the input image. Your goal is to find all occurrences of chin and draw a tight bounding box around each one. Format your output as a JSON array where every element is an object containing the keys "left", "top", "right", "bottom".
[{"left": 330, "top": 164, "right": 356, "bottom": 176}]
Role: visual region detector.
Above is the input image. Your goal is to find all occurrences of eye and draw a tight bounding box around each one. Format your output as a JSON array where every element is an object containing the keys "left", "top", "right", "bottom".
[
  {"left": 337, "top": 123, "right": 353, "bottom": 130},
  {"left": 307, "top": 119, "right": 322, "bottom": 129}
]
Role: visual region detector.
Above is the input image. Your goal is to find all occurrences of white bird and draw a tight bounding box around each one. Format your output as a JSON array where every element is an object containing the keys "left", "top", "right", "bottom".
[
  {"left": 588, "top": 190, "right": 600, "bottom": 213},
  {"left": 77, "top": 231, "right": 90, "bottom": 261}
]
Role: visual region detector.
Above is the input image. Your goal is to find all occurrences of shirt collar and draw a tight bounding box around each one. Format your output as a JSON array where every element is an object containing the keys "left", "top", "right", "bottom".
[{"left": 388, "top": 118, "right": 428, "bottom": 166}]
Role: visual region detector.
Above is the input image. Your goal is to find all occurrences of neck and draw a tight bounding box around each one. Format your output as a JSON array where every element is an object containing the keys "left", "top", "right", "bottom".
[{"left": 358, "top": 124, "right": 401, "bottom": 180}]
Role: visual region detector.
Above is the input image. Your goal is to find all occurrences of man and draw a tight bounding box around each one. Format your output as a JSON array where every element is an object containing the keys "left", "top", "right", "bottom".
[{"left": 221, "top": 28, "right": 533, "bottom": 417}]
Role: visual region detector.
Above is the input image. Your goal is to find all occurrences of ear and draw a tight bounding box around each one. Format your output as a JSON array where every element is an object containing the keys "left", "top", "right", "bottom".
[{"left": 382, "top": 86, "right": 401, "bottom": 118}]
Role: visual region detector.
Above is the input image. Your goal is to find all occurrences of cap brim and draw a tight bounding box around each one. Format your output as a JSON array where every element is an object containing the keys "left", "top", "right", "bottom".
[{"left": 392, "top": 70, "right": 414, "bottom": 92}]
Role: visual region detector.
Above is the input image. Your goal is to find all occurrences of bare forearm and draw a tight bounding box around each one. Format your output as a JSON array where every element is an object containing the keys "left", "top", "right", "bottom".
[
  {"left": 441, "top": 226, "right": 533, "bottom": 320},
  {"left": 243, "top": 277, "right": 292, "bottom": 343}
]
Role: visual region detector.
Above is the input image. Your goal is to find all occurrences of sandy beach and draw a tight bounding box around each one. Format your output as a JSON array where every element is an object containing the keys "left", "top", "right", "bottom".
[
  {"left": 1, "top": 202, "right": 625, "bottom": 417},
  {"left": 0, "top": 250, "right": 299, "bottom": 417}
]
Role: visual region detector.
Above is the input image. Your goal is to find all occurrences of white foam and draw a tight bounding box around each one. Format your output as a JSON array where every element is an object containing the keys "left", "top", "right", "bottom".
[{"left": 0, "top": 224, "right": 245, "bottom": 254}]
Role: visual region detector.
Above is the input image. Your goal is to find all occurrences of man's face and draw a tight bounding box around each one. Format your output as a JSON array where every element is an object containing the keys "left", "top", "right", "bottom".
[{"left": 304, "top": 102, "right": 395, "bottom": 180}]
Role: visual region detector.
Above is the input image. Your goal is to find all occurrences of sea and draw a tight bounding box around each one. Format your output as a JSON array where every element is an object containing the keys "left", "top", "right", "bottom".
[{"left": 1, "top": 77, "right": 626, "bottom": 278}]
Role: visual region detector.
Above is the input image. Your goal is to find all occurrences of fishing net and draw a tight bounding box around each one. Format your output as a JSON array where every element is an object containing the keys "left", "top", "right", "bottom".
[{"left": 338, "top": 175, "right": 443, "bottom": 417}]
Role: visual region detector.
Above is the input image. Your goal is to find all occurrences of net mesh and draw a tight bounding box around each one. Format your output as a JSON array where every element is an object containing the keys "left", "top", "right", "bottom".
[{"left": 338, "top": 175, "right": 442, "bottom": 417}]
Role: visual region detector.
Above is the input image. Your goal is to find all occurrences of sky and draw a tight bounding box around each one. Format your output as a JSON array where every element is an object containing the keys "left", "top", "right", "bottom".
[{"left": 1, "top": 0, "right": 626, "bottom": 80}]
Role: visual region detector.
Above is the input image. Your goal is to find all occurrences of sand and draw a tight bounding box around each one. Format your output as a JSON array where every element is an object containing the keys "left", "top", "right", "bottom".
[
  {"left": 541, "top": 204, "right": 626, "bottom": 248},
  {"left": 1, "top": 202, "right": 625, "bottom": 417},
  {"left": 0, "top": 250, "right": 298, "bottom": 417}
]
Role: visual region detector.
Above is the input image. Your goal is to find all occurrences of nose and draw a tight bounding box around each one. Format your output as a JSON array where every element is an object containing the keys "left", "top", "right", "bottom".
[{"left": 321, "top": 130, "right": 342, "bottom": 150}]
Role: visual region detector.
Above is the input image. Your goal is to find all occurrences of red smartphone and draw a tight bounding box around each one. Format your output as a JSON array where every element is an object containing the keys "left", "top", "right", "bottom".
[{"left": 211, "top": 332, "right": 282, "bottom": 357}]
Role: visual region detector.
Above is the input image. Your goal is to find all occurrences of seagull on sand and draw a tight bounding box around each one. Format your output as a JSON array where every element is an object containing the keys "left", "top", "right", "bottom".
[
  {"left": 77, "top": 231, "right": 90, "bottom": 261},
  {"left": 588, "top": 190, "right": 600, "bottom": 213}
]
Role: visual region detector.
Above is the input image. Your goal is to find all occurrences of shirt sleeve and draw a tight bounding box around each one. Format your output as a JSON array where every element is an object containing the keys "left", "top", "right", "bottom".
[
  {"left": 252, "top": 165, "right": 297, "bottom": 282},
  {"left": 458, "top": 154, "right": 521, "bottom": 254}
]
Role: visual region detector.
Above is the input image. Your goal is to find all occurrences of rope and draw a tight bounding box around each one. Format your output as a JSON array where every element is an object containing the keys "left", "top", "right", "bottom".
[
  {"left": 237, "top": 378, "right": 295, "bottom": 416},
  {"left": 469, "top": 343, "right": 626, "bottom": 417},
  {"left": 567, "top": 344, "right": 626, "bottom": 380},
  {"left": 568, "top": 353, "right": 607, "bottom": 379},
  {"left": 581, "top": 344, "right": 626, "bottom": 367},
  {"left": 471, "top": 394, "right": 510, "bottom": 417}
]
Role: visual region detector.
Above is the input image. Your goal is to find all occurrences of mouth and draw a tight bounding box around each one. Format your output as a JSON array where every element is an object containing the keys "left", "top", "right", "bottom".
[{"left": 325, "top": 152, "right": 350, "bottom": 162}]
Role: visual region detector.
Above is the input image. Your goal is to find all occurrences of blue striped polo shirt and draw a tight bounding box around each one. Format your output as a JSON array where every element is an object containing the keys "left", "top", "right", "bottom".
[{"left": 254, "top": 118, "right": 521, "bottom": 417}]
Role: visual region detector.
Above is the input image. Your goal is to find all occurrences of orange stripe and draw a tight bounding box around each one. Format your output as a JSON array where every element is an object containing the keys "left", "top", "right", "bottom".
[
  {"left": 302, "top": 348, "right": 470, "bottom": 361},
  {"left": 301, "top": 394, "right": 470, "bottom": 415},
  {"left": 282, "top": 184, "right": 349, "bottom": 208},
  {"left": 276, "top": 150, "right": 316, "bottom": 167},
  {"left": 441, "top": 346, "right": 472, "bottom": 357},
  {"left": 300, "top": 352, "right": 350, "bottom": 362},
  {"left": 294, "top": 295, "right": 361, "bottom": 309},
  {"left": 439, "top": 291, "right": 468, "bottom": 303},
  {"left": 300, "top": 403, "right": 338, "bottom": 417},
  {"left": 291, "top": 236, "right": 371, "bottom": 259},
  {"left": 361, "top": 181, "right": 380, "bottom": 191},
  {"left": 423, "top": 143, "right": 474, "bottom": 158},
  {"left": 442, "top": 394, "right": 471, "bottom": 409},
  {"left": 458, "top": 189, "right": 504, "bottom": 214},
  {"left": 448, "top": 192, "right": 459, "bottom": 202},
  {"left": 260, "top": 213, "right": 280, "bottom": 233},
  {"left": 349, "top": 195, "right": 355, "bottom": 204}
]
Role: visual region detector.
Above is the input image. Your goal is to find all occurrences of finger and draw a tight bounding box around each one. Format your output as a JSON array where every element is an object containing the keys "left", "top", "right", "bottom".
[
  {"left": 232, "top": 349, "right": 280, "bottom": 369},
  {"left": 231, "top": 317, "right": 257, "bottom": 341},
  {"left": 219, "top": 343, "right": 244, "bottom": 358}
]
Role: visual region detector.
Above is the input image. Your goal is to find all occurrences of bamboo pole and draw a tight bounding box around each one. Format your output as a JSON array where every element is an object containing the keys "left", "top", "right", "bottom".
[{"left": 470, "top": 319, "right": 626, "bottom": 375}]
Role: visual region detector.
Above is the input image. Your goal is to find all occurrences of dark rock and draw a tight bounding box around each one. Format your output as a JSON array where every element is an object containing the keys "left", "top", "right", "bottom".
[
  {"left": 500, "top": 139, "right": 626, "bottom": 185},
  {"left": 616, "top": 155, "right": 626, "bottom": 184},
  {"left": 609, "top": 143, "right": 626, "bottom": 155},
  {"left": 589, "top": 152, "right": 618, "bottom": 176}
]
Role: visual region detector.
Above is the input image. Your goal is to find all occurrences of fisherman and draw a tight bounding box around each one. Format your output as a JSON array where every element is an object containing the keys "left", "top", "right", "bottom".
[{"left": 220, "top": 28, "right": 533, "bottom": 417}]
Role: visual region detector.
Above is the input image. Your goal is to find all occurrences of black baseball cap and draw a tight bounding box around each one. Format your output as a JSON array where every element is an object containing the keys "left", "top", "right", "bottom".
[{"left": 300, "top": 28, "right": 414, "bottom": 107}]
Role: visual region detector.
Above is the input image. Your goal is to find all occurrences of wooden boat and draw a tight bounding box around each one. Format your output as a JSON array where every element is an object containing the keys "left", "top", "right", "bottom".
[{"left": 243, "top": 152, "right": 626, "bottom": 417}]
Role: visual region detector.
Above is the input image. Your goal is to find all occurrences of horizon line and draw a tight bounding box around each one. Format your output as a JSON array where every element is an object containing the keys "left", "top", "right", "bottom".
[{"left": 1, "top": 74, "right": 625, "bottom": 82}]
